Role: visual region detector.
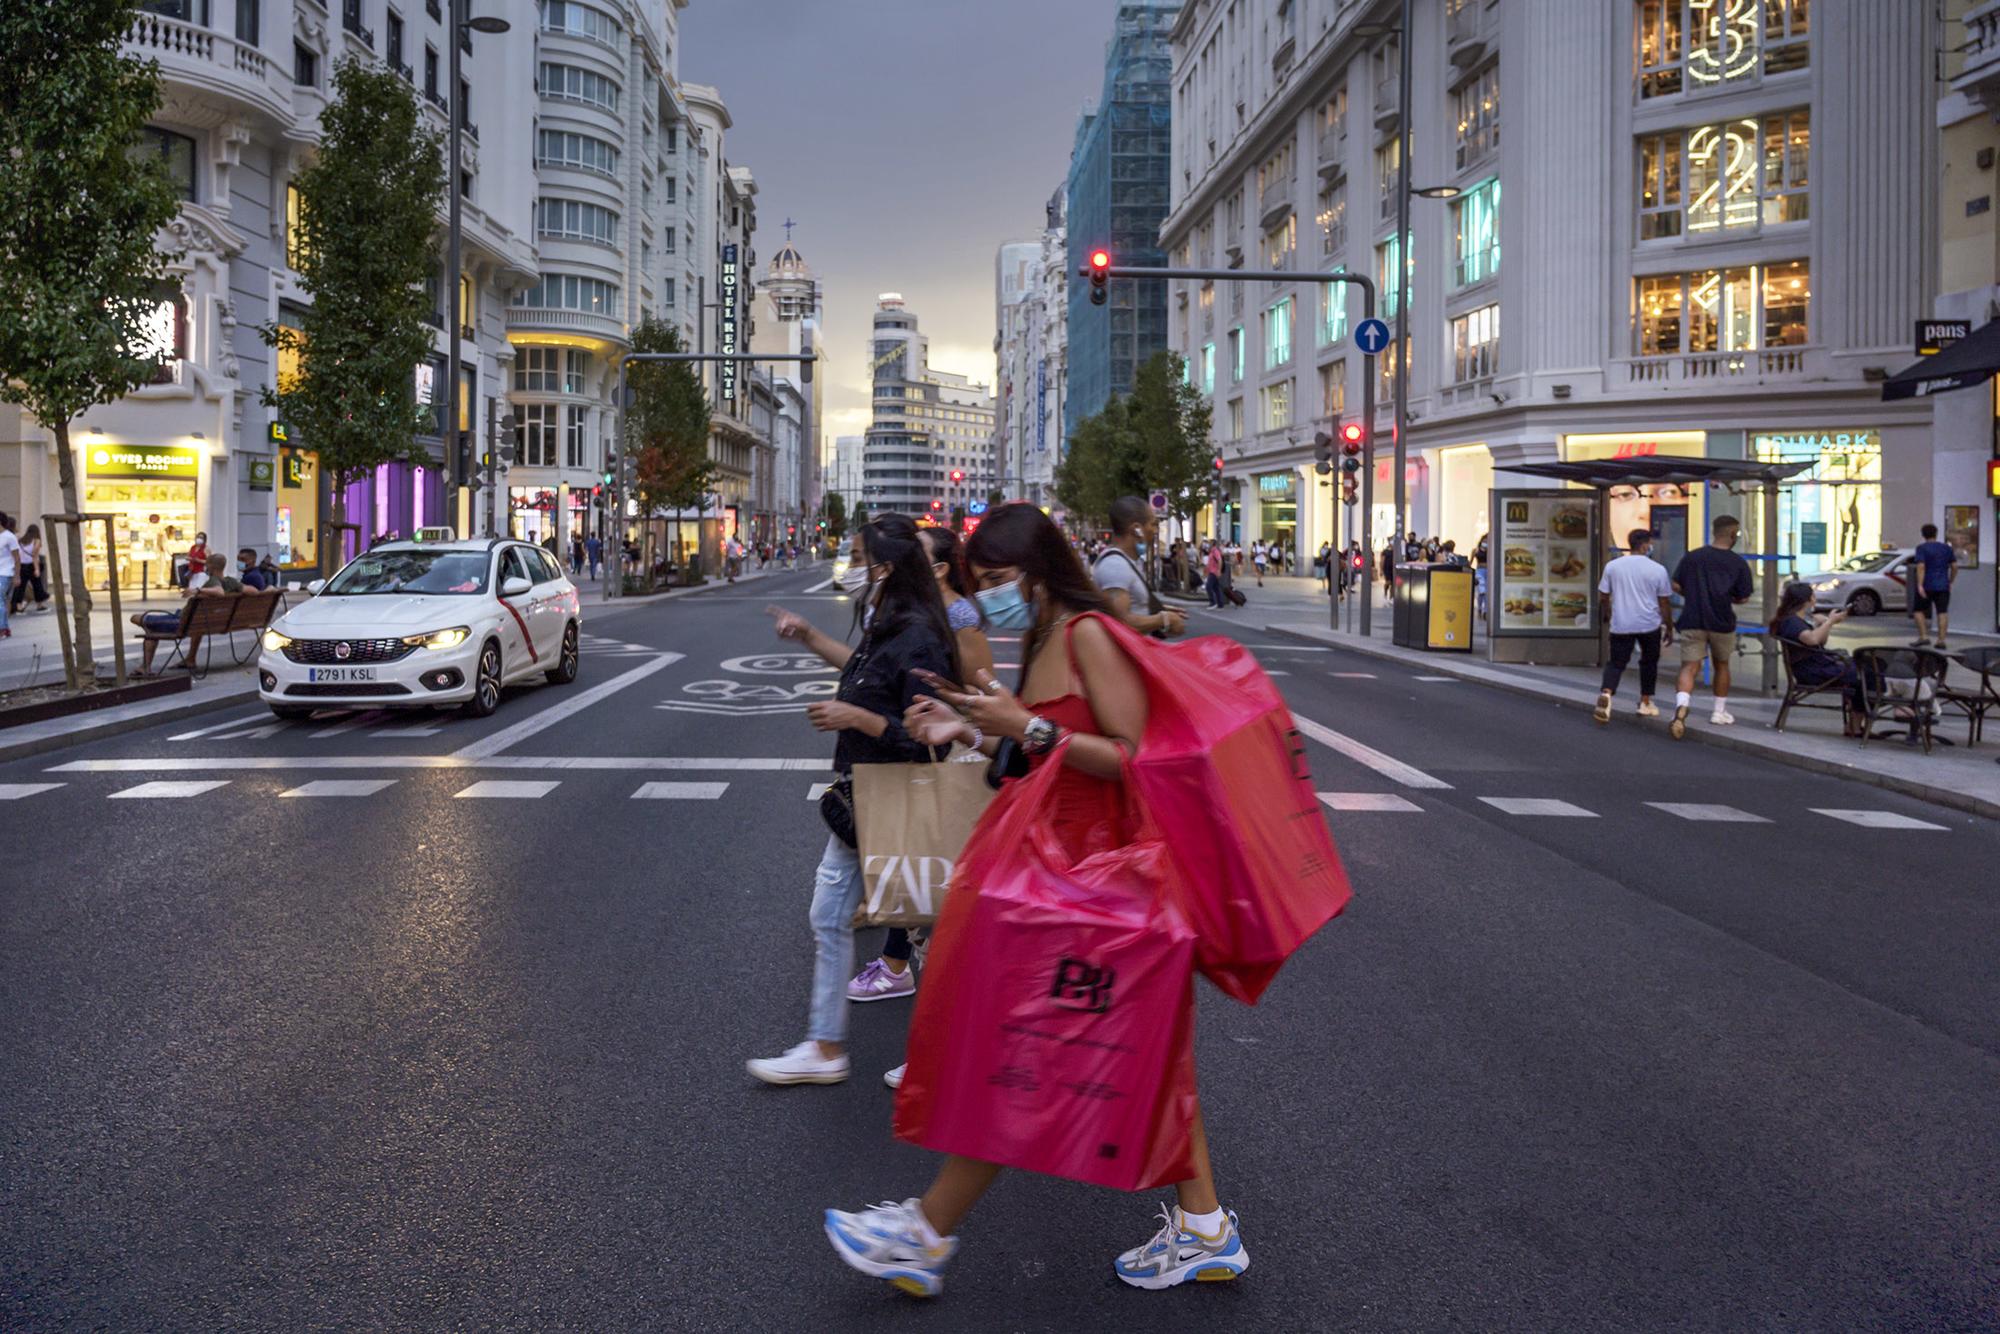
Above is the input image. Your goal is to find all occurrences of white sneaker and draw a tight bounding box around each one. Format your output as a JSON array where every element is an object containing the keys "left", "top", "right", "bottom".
[
  {"left": 747, "top": 1040, "right": 849, "bottom": 1086},
  {"left": 883, "top": 1063, "right": 906, "bottom": 1089},
  {"left": 1710, "top": 708, "right": 1736, "bottom": 726},
  {"left": 824, "top": 1198, "right": 956, "bottom": 1297},
  {"left": 1112, "top": 1204, "right": 1249, "bottom": 1289}
]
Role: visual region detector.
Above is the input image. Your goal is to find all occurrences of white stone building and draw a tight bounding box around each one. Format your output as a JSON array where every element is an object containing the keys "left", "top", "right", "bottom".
[
  {"left": 752, "top": 237, "right": 826, "bottom": 540},
  {"left": 862, "top": 295, "right": 995, "bottom": 520},
  {"left": 1161, "top": 0, "right": 1937, "bottom": 581},
  {"left": 990, "top": 187, "right": 1069, "bottom": 508},
  {"left": 993, "top": 240, "right": 1039, "bottom": 495}
]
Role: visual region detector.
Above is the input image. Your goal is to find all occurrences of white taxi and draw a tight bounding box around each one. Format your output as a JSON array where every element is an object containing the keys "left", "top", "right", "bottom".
[{"left": 257, "top": 536, "right": 581, "bottom": 720}]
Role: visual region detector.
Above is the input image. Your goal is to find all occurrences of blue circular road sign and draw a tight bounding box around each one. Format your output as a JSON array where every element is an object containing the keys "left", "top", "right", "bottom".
[{"left": 1355, "top": 318, "right": 1391, "bottom": 355}]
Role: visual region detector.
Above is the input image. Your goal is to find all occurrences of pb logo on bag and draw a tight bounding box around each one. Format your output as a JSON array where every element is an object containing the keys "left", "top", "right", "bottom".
[
  {"left": 1049, "top": 958, "right": 1116, "bottom": 1014},
  {"left": 862, "top": 855, "right": 954, "bottom": 919}
]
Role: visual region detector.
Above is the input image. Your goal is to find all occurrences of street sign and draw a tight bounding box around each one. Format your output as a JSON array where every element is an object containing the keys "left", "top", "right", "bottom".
[
  {"left": 1355, "top": 318, "right": 1391, "bottom": 355},
  {"left": 1916, "top": 319, "right": 1971, "bottom": 356},
  {"left": 967, "top": 500, "right": 988, "bottom": 516},
  {"left": 1149, "top": 491, "right": 1168, "bottom": 513},
  {"left": 1799, "top": 521, "right": 1827, "bottom": 555}
]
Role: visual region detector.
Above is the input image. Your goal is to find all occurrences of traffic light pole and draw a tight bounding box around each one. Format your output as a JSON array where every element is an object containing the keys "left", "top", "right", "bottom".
[
  {"left": 1092, "top": 265, "right": 1378, "bottom": 635},
  {"left": 608, "top": 351, "right": 818, "bottom": 600}
]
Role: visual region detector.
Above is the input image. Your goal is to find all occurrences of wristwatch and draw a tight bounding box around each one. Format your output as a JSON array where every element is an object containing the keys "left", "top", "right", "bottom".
[{"left": 1021, "top": 714, "right": 1060, "bottom": 755}]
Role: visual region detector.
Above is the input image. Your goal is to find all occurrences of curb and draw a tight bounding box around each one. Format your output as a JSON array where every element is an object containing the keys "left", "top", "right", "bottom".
[
  {"left": 0, "top": 681, "right": 258, "bottom": 765},
  {"left": 1261, "top": 623, "right": 2000, "bottom": 823}
]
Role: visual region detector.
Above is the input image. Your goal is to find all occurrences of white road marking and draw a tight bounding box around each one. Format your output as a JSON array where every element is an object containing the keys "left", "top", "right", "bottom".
[
  {"left": 1246, "top": 645, "right": 1331, "bottom": 652},
  {"left": 209, "top": 723, "right": 288, "bottom": 741},
  {"left": 1318, "top": 792, "right": 1423, "bottom": 812},
  {"left": 1647, "top": 802, "right": 1770, "bottom": 823},
  {"left": 807, "top": 782, "right": 832, "bottom": 801},
  {"left": 1480, "top": 797, "right": 1597, "bottom": 817},
  {"left": 48, "top": 754, "right": 832, "bottom": 773},
  {"left": 282, "top": 779, "right": 398, "bottom": 798},
  {"left": 1265, "top": 670, "right": 1291, "bottom": 677},
  {"left": 109, "top": 780, "right": 230, "bottom": 799},
  {"left": 368, "top": 725, "right": 441, "bottom": 738},
  {"left": 656, "top": 701, "right": 810, "bottom": 716},
  {"left": 1810, "top": 809, "right": 1949, "bottom": 831},
  {"left": 451, "top": 652, "right": 684, "bottom": 760},
  {"left": 168, "top": 711, "right": 272, "bottom": 741},
  {"left": 1332, "top": 672, "right": 1378, "bottom": 679},
  {"left": 454, "top": 780, "right": 560, "bottom": 799},
  {"left": 1414, "top": 675, "right": 1457, "bottom": 682},
  {"left": 631, "top": 782, "right": 730, "bottom": 800},
  {"left": 1290, "top": 713, "right": 1452, "bottom": 790},
  {"left": 802, "top": 577, "right": 835, "bottom": 592},
  {"left": 0, "top": 783, "right": 64, "bottom": 800},
  {"left": 311, "top": 709, "right": 390, "bottom": 738}
]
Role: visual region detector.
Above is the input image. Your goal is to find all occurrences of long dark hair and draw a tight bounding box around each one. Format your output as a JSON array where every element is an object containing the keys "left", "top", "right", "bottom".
[
  {"left": 1772, "top": 580, "right": 1815, "bottom": 632},
  {"left": 855, "top": 513, "right": 961, "bottom": 681},
  {"left": 919, "top": 525, "right": 984, "bottom": 630},
  {"left": 964, "top": 503, "right": 1110, "bottom": 669}
]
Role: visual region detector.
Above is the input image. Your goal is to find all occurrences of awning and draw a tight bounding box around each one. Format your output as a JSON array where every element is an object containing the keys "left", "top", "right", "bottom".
[
  {"left": 1503, "top": 457, "right": 1815, "bottom": 489},
  {"left": 1881, "top": 318, "right": 2000, "bottom": 400}
]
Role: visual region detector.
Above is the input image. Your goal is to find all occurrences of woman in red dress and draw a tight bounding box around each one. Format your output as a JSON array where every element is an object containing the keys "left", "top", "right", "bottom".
[{"left": 821, "top": 503, "right": 1247, "bottom": 1298}]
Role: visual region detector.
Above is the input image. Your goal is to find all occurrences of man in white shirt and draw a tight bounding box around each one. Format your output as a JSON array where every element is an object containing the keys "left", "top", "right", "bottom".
[
  {"left": 1594, "top": 527, "right": 1675, "bottom": 723},
  {"left": 0, "top": 512, "right": 20, "bottom": 638}
]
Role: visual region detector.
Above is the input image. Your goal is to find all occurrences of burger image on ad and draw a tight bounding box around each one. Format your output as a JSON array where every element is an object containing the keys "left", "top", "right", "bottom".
[
  {"left": 1550, "top": 590, "right": 1589, "bottom": 622},
  {"left": 1504, "top": 546, "right": 1537, "bottom": 578}
]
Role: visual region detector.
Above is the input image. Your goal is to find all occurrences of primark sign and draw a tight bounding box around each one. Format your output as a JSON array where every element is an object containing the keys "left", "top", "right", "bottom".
[{"left": 720, "top": 244, "right": 740, "bottom": 402}]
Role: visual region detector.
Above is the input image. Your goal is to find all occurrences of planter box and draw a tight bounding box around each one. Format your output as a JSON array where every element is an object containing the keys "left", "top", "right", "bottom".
[{"left": 0, "top": 673, "right": 191, "bottom": 731}]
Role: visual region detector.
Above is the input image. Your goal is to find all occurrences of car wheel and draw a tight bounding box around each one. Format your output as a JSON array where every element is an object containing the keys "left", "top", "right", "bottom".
[
  {"left": 461, "top": 641, "right": 503, "bottom": 717},
  {"left": 1850, "top": 589, "right": 1881, "bottom": 616},
  {"left": 269, "top": 704, "right": 312, "bottom": 721},
  {"left": 545, "top": 622, "right": 579, "bottom": 685}
]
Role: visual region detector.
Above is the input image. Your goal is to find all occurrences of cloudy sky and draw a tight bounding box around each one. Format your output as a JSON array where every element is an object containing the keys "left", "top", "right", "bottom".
[{"left": 678, "top": 0, "right": 1123, "bottom": 448}]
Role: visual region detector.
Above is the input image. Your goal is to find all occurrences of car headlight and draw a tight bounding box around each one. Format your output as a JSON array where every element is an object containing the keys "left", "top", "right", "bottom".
[
  {"left": 403, "top": 626, "right": 471, "bottom": 650},
  {"left": 1812, "top": 580, "right": 1840, "bottom": 592},
  {"left": 262, "top": 628, "right": 293, "bottom": 652}
]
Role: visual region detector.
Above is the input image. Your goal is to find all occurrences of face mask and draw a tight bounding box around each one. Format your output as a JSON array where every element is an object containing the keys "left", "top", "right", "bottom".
[
  {"left": 1134, "top": 542, "right": 1149, "bottom": 560},
  {"left": 838, "top": 564, "right": 871, "bottom": 594},
  {"left": 976, "top": 578, "right": 1034, "bottom": 631}
]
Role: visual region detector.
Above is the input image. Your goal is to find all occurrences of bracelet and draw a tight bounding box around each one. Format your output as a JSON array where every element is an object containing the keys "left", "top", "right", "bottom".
[{"left": 965, "top": 725, "right": 984, "bottom": 750}]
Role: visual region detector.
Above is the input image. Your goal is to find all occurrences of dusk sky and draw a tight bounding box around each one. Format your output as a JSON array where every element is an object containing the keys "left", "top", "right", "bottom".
[{"left": 678, "top": 0, "right": 1126, "bottom": 448}]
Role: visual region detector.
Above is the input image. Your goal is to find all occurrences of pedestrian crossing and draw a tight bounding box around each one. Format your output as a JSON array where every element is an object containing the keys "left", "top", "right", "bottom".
[{"left": 1317, "top": 791, "right": 1951, "bottom": 829}]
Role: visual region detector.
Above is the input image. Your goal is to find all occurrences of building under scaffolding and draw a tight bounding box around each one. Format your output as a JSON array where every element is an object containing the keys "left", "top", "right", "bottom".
[{"left": 1065, "top": 0, "right": 1178, "bottom": 443}]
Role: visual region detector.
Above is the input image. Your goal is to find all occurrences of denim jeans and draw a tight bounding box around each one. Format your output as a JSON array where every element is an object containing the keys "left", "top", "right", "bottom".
[
  {"left": 806, "top": 834, "right": 865, "bottom": 1044},
  {"left": 0, "top": 575, "right": 11, "bottom": 631}
]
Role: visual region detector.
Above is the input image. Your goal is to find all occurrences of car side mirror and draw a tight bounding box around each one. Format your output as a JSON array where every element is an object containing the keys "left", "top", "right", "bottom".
[
  {"left": 501, "top": 576, "right": 532, "bottom": 597},
  {"left": 306, "top": 579, "right": 326, "bottom": 595}
]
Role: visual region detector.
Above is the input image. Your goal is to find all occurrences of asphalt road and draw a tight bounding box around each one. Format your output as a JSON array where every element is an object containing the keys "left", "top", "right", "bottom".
[{"left": 2, "top": 568, "right": 1995, "bottom": 1331}]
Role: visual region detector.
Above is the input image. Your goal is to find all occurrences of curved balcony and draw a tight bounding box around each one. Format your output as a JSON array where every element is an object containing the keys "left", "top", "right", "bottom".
[
  {"left": 123, "top": 11, "right": 290, "bottom": 125},
  {"left": 506, "top": 305, "right": 629, "bottom": 345}
]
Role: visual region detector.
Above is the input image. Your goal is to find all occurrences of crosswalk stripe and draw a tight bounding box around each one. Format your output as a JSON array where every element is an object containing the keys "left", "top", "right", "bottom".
[
  {"left": 1332, "top": 672, "right": 1377, "bottom": 679},
  {"left": 1480, "top": 797, "right": 1597, "bottom": 818},
  {"left": 311, "top": 710, "right": 389, "bottom": 738},
  {"left": 631, "top": 782, "right": 729, "bottom": 799},
  {"left": 453, "top": 780, "right": 559, "bottom": 799},
  {"left": 807, "top": 782, "right": 831, "bottom": 801},
  {"left": 0, "top": 783, "right": 64, "bottom": 800},
  {"left": 1647, "top": 802, "right": 1770, "bottom": 823},
  {"left": 1317, "top": 792, "right": 1423, "bottom": 812},
  {"left": 168, "top": 711, "right": 270, "bottom": 741},
  {"left": 1810, "top": 809, "right": 1949, "bottom": 831},
  {"left": 368, "top": 725, "right": 441, "bottom": 738},
  {"left": 281, "top": 779, "right": 399, "bottom": 798},
  {"left": 109, "top": 780, "right": 230, "bottom": 799},
  {"left": 1414, "top": 675, "right": 1457, "bottom": 682},
  {"left": 1290, "top": 713, "right": 1452, "bottom": 789}
]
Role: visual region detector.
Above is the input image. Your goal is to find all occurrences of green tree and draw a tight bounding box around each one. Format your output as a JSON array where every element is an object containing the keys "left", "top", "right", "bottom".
[
  {"left": 821, "top": 490, "right": 847, "bottom": 544},
  {"left": 1127, "top": 349, "right": 1213, "bottom": 528},
  {"left": 1054, "top": 395, "right": 1144, "bottom": 528},
  {"left": 0, "top": 0, "right": 185, "bottom": 684},
  {"left": 852, "top": 502, "right": 871, "bottom": 529},
  {"left": 627, "top": 317, "right": 713, "bottom": 517},
  {"left": 260, "top": 58, "right": 443, "bottom": 573}
]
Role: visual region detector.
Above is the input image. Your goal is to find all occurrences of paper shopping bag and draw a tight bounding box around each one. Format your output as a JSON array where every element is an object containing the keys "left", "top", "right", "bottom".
[{"left": 852, "top": 757, "right": 995, "bottom": 927}]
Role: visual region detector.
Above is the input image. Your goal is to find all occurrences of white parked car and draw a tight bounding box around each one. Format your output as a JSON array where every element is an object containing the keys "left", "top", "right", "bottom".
[
  {"left": 257, "top": 537, "right": 581, "bottom": 720},
  {"left": 1809, "top": 548, "right": 1913, "bottom": 617}
]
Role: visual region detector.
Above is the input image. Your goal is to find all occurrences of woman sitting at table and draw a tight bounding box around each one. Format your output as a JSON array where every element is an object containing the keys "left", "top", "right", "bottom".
[{"left": 1771, "top": 581, "right": 1879, "bottom": 736}]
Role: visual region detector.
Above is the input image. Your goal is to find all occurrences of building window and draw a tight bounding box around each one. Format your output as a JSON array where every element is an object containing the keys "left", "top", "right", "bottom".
[
  {"left": 1450, "top": 177, "right": 1500, "bottom": 288},
  {"left": 423, "top": 45, "right": 438, "bottom": 98},
  {"left": 1321, "top": 268, "right": 1349, "bottom": 345},
  {"left": 536, "top": 130, "right": 620, "bottom": 177},
  {"left": 1642, "top": 111, "right": 1808, "bottom": 239},
  {"left": 132, "top": 126, "right": 196, "bottom": 201},
  {"left": 1228, "top": 397, "right": 1244, "bottom": 440},
  {"left": 1317, "top": 178, "right": 1346, "bottom": 257},
  {"left": 1261, "top": 379, "right": 1292, "bottom": 431},
  {"left": 1759, "top": 109, "right": 1809, "bottom": 224},
  {"left": 1636, "top": 0, "right": 1685, "bottom": 97},
  {"left": 540, "top": 0, "right": 621, "bottom": 47},
  {"left": 1375, "top": 234, "right": 1411, "bottom": 319},
  {"left": 666, "top": 125, "right": 678, "bottom": 153},
  {"left": 292, "top": 40, "right": 317, "bottom": 87},
  {"left": 1452, "top": 64, "right": 1499, "bottom": 172},
  {"left": 1263, "top": 215, "right": 1295, "bottom": 271},
  {"left": 565, "top": 405, "right": 588, "bottom": 468},
  {"left": 1374, "top": 137, "right": 1401, "bottom": 224},
  {"left": 1634, "top": 259, "right": 1808, "bottom": 355},
  {"left": 1451, "top": 304, "right": 1499, "bottom": 382},
  {"left": 284, "top": 181, "right": 309, "bottom": 269},
  {"left": 514, "top": 273, "right": 620, "bottom": 315},
  {"left": 521, "top": 403, "right": 558, "bottom": 467},
  {"left": 514, "top": 347, "right": 593, "bottom": 393},
  {"left": 1264, "top": 297, "right": 1294, "bottom": 369},
  {"left": 539, "top": 61, "right": 620, "bottom": 112},
  {"left": 535, "top": 197, "right": 620, "bottom": 245},
  {"left": 664, "top": 176, "right": 677, "bottom": 203},
  {"left": 1228, "top": 326, "right": 1244, "bottom": 382},
  {"left": 1638, "top": 132, "right": 1683, "bottom": 238},
  {"left": 664, "top": 278, "right": 676, "bottom": 307},
  {"left": 1764, "top": 0, "right": 1809, "bottom": 74},
  {"left": 235, "top": 0, "right": 259, "bottom": 45},
  {"left": 1200, "top": 342, "right": 1216, "bottom": 395},
  {"left": 1321, "top": 359, "right": 1346, "bottom": 418},
  {"left": 1639, "top": 0, "right": 1805, "bottom": 99},
  {"left": 1377, "top": 336, "right": 1410, "bottom": 403},
  {"left": 1320, "top": 88, "right": 1348, "bottom": 146}
]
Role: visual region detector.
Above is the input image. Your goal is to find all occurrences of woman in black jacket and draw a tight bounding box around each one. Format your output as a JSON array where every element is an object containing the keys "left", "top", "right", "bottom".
[{"left": 748, "top": 514, "right": 958, "bottom": 1086}]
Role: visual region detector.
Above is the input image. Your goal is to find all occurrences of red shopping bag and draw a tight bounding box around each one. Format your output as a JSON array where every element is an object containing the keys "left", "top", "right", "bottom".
[
  {"left": 894, "top": 753, "right": 1199, "bottom": 1192},
  {"left": 1074, "top": 614, "right": 1354, "bottom": 1004}
]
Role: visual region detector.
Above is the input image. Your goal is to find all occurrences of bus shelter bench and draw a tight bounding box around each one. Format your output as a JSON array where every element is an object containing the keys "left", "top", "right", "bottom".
[{"left": 132, "top": 589, "right": 284, "bottom": 678}]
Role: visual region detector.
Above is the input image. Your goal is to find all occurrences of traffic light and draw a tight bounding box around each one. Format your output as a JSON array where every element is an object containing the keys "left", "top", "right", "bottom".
[
  {"left": 602, "top": 454, "right": 616, "bottom": 487},
  {"left": 1087, "top": 249, "right": 1111, "bottom": 306},
  {"left": 930, "top": 498, "right": 944, "bottom": 512},
  {"left": 1340, "top": 421, "right": 1365, "bottom": 450},
  {"left": 1312, "top": 430, "right": 1335, "bottom": 475},
  {"left": 1212, "top": 455, "right": 1224, "bottom": 473},
  {"left": 950, "top": 469, "right": 965, "bottom": 484}
]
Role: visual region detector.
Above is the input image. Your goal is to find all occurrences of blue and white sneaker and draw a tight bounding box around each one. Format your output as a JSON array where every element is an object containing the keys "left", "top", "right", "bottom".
[
  {"left": 1112, "top": 1205, "right": 1249, "bottom": 1290},
  {"left": 824, "top": 1199, "right": 957, "bottom": 1298}
]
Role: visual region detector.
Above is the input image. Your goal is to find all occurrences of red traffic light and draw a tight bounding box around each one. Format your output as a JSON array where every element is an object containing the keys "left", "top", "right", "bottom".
[
  {"left": 930, "top": 498, "right": 944, "bottom": 511},
  {"left": 1089, "top": 250, "right": 1111, "bottom": 271},
  {"left": 1212, "top": 455, "right": 1225, "bottom": 471},
  {"left": 1340, "top": 422, "right": 1365, "bottom": 449},
  {"left": 950, "top": 469, "right": 965, "bottom": 483}
]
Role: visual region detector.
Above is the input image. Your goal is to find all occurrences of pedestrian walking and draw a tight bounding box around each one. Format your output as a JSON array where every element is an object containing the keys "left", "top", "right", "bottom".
[
  {"left": 1251, "top": 540, "right": 1268, "bottom": 587},
  {"left": 825, "top": 502, "right": 1249, "bottom": 1298},
  {"left": 0, "top": 513, "right": 20, "bottom": 639},
  {"left": 180, "top": 530, "right": 208, "bottom": 589},
  {"left": 1771, "top": 582, "right": 1873, "bottom": 736},
  {"left": 1094, "top": 496, "right": 1186, "bottom": 639},
  {"left": 9, "top": 522, "right": 49, "bottom": 616},
  {"left": 1594, "top": 528, "right": 1675, "bottom": 723},
  {"left": 586, "top": 534, "right": 603, "bottom": 581},
  {"left": 1380, "top": 539, "right": 1396, "bottom": 597},
  {"left": 748, "top": 514, "right": 957, "bottom": 1087},
  {"left": 1203, "top": 541, "right": 1225, "bottom": 608},
  {"left": 1670, "top": 515, "right": 1755, "bottom": 738},
  {"left": 1910, "top": 522, "right": 1958, "bottom": 650}
]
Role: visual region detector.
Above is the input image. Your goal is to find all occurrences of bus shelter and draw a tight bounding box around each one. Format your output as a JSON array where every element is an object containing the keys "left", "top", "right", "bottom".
[{"left": 1494, "top": 457, "right": 1816, "bottom": 691}]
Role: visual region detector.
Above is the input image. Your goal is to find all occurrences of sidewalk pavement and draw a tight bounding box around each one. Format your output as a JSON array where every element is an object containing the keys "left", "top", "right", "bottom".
[{"left": 1183, "top": 575, "right": 2000, "bottom": 821}]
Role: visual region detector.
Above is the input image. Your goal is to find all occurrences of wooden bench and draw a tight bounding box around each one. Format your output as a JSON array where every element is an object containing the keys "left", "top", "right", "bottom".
[{"left": 133, "top": 588, "right": 285, "bottom": 677}]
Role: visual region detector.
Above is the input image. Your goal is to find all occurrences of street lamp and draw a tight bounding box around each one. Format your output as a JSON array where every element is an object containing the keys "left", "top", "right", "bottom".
[
  {"left": 1411, "top": 184, "right": 1462, "bottom": 200},
  {"left": 446, "top": 3, "right": 510, "bottom": 536}
]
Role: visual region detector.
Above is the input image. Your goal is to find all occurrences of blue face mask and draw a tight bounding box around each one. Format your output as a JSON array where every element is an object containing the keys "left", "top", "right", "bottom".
[
  {"left": 1134, "top": 541, "right": 1149, "bottom": 560},
  {"left": 976, "top": 578, "right": 1034, "bottom": 630}
]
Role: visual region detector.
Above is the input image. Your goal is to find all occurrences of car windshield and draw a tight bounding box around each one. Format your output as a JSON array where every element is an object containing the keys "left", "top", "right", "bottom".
[
  {"left": 323, "top": 549, "right": 489, "bottom": 595},
  {"left": 1833, "top": 551, "right": 1899, "bottom": 574}
]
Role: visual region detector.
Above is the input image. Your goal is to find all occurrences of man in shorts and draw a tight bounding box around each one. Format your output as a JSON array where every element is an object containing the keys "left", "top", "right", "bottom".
[
  {"left": 1910, "top": 522, "right": 1958, "bottom": 650},
  {"left": 1669, "top": 514, "right": 1754, "bottom": 739}
]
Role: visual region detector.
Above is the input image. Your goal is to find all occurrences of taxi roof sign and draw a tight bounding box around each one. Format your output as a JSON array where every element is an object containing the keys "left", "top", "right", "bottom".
[{"left": 413, "top": 526, "right": 458, "bottom": 543}]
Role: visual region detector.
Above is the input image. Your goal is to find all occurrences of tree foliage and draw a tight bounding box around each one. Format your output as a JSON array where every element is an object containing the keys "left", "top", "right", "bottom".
[
  {"left": 260, "top": 58, "right": 444, "bottom": 542},
  {"left": 0, "top": 0, "right": 186, "bottom": 682},
  {"left": 627, "top": 317, "right": 713, "bottom": 516},
  {"left": 1054, "top": 350, "right": 1213, "bottom": 529},
  {"left": 821, "top": 490, "right": 847, "bottom": 544},
  {"left": 1054, "top": 396, "right": 1143, "bottom": 527},
  {"left": 852, "top": 502, "right": 871, "bottom": 529}
]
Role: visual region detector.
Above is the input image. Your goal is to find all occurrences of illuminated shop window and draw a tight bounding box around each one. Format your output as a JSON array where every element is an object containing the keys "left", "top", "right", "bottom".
[
  {"left": 1451, "top": 304, "right": 1499, "bottom": 383},
  {"left": 1265, "top": 297, "right": 1293, "bottom": 369},
  {"left": 1452, "top": 64, "right": 1498, "bottom": 172},
  {"left": 1374, "top": 234, "right": 1411, "bottom": 319},
  {"left": 1639, "top": 111, "right": 1806, "bottom": 239},
  {"left": 1321, "top": 358, "right": 1346, "bottom": 417},
  {"left": 1317, "top": 178, "right": 1346, "bottom": 258},
  {"left": 1321, "top": 268, "right": 1348, "bottom": 346},
  {"left": 1451, "top": 178, "right": 1500, "bottom": 288},
  {"left": 1634, "top": 259, "right": 1808, "bottom": 355},
  {"left": 1638, "top": 1, "right": 1808, "bottom": 100},
  {"left": 1262, "top": 378, "right": 1292, "bottom": 431}
]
